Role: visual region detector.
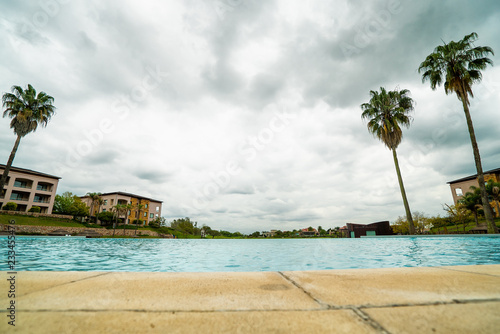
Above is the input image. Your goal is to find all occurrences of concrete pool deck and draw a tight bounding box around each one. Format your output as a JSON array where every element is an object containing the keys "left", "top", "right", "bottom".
[{"left": 1, "top": 265, "right": 499, "bottom": 333}]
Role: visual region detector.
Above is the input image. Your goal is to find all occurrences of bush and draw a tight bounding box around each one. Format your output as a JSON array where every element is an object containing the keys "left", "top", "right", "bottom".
[
  {"left": 2, "top": 202, "right": 17, "bottom": 211},
  {"left": 28, "top": 206, "right": 41, "bottom": 213},
  {"left": 132, "top": 219, "right": 144, "bottom": 226}
]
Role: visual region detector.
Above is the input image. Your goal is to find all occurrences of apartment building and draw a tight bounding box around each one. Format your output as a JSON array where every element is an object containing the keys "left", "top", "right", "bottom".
[
  {"left": 80, "top": 191, "right": 162, "bottom": 225},
  {"left": 0, "top": 164, "right": 60, "bottom": 214},
  {"left": 447, "top": 167, "right": 500, "bottom": 217}
]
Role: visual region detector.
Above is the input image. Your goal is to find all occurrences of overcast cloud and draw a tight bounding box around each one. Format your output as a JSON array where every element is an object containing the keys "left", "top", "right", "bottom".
[{"left": 1, "top": 0, "right": 499, "bottom": 233}]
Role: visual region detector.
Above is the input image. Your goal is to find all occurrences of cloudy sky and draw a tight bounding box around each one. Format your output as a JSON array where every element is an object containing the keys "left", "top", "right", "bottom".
[{"left": 1, "top": 0, "right": 499, "bottom": 233}]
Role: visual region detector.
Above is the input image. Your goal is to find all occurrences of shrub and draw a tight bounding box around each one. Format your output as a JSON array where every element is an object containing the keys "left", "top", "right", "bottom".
[
  {"left": 28, "top": 206, "right": 41, "bottom": 213},
  {"left": 2, "top": 202, "right": 17, "bottom": 211}
]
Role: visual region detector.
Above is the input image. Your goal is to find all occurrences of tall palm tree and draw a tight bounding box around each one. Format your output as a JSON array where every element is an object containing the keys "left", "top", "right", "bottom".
[
  {"left": 361, "top": 87, "right": 416, "bottom": 234},
  {"left": 418, "top": 32, "right": 498, "bottom": 234},
  {"left": 0, "top": 84, "right": 56, "bottom": 192},
  {"left": 459, "top": 186, "right": 482, "bottom": 226},
  {"left": 485, "top": 179, "right": 500, "bottom": 218}
]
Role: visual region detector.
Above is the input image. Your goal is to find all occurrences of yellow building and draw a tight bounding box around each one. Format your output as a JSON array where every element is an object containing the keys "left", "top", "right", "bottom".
[
  {"left": 80, "top": 191, "right": 162, "bottom": 225},
  {"left": 447, "top": 167, "right": 500, "bottom": 217}
]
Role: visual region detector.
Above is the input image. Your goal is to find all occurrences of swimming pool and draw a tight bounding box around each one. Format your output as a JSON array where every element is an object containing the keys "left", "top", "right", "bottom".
[{"left": 1, "top": 236, "right": 500, "bottom": 272}]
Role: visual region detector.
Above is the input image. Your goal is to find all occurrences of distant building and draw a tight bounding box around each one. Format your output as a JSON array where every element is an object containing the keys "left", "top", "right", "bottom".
[
  {"left": 300, "top": 228, "right": 319, "bottom": 237},
  {"left": 262, "top": 230, "right": 277, "bottom": 238},
  {"left": 447, "top": 167, "right": 500, "bottom": 217},
  {"left": 344, "top": 221, "right": 393, "bottom": 238},
  {"left": 0, "top": 164, "right": 60, "bottom": 214},
  {"left": 80, "top": 191, "right": 162, "bottom": 225}
]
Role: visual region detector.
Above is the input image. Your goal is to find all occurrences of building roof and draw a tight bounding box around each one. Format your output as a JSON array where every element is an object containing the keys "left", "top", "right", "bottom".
[
  {"left": 0, "top": 164, "right": 61, "bottom": 180},
  {"left": 81, "top": 191, "right": 163, "bottom": 203},
  {"left": 447, "top": 168, "right": 500, "bottom": 184}
]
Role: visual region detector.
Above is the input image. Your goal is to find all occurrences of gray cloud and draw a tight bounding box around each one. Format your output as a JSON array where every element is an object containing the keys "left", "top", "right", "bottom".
[{"left": 0, "top": 0, "right": 499, "bottom": 233}]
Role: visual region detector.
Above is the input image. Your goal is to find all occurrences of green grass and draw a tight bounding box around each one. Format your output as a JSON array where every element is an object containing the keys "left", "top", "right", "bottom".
[
  {"left": 430, "top": 217, "right": 500, "bottom": 234},
  {"left": 0, "top": 214, "right": 90, "bottom": 227}
]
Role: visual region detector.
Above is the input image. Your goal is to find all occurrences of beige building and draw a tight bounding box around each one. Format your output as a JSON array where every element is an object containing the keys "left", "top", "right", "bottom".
[
  {"left": 80, "top": 191, "right": 162, "bottom": 225},
  {"left": 448, "top": 167, "right": 500, "bottom": 216},
  {"left": 0, "top": 164, "right": 60, "bottom": 214}
]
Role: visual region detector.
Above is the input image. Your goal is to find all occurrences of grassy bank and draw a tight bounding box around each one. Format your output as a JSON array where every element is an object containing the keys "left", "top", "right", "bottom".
[{"left": 430, "top": 217, "right": 500, "bottom": 234}]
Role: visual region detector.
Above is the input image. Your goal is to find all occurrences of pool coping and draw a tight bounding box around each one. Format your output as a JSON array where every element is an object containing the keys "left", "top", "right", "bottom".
[{"left": 1, "top": 264, "right": 499, "bottom": 333}]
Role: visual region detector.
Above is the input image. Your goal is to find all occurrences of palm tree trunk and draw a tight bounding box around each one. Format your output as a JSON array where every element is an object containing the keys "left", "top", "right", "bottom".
[
  {"left": 392, "top": 148, "right": 416, "bottom": 234},
  {"left": 474, "top": 211, "right": 479, "bottom": 227},
  {"left": 0, "top": 135, "right": 22, "bottom": 195},
  {"left": 459, "top": 91, "right": 498, "bottom": 234}
]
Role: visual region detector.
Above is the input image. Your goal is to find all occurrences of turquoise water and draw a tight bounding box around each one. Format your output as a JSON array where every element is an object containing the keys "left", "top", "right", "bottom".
[{"left": 1, "top": 236, "right": 500, "bottom": 272}]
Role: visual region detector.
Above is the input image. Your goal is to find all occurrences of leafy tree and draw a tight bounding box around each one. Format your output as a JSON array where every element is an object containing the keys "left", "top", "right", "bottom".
[
  {"left": 361, "top": 87, "right": 416, "bottom": 234},
  {"left": 419, "top": 32, "right": 498, "bottom": 234},
  {"left": 0, "top": 84, "right": 56, "bottom": 193},
  {"left": 148, "top": 216, "right": 166, "bottom": 228},
  {"left": 459, "top": 186, "right": 482, "bottom": 226},
  {"left": 53, "top": 192, "right": 89, "bottom": 217},
  {"left": 97, "top": 211, "right": 115, "bottom": 225},
  {"left": 249, "top": 231, "right": 260, "bottom": 238},
  {"left": 170, "top": 217, "right": 197, "bottom": 235},
  {"left": 427, "top": 215, "right": 448, "bottom": 234},
  {"left": 485, "top": 179, "right": 500, "bottom": 218},
  {"left": 28, "top": 206, "right": 41, "bottom": 213},
  {"left": 2, "top": 202, "right": 17, "bottom": 211},
  {"left": 444, "top": 204, "right": 473, "bottom": 233}
]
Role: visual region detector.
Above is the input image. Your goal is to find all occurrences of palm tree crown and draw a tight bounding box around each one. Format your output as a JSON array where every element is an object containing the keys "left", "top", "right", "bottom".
[
  {"left": 2, "top": 84, "right": 56, "bottom": 137},
  {"left": 418, "top": 32, "right": 494, "bottom": 105},
  {"left": 361, "top": 87, "right": 414, "bottom": 150},
  {"left": 1, "top": 84, "right": 56, "bottom": 195}
]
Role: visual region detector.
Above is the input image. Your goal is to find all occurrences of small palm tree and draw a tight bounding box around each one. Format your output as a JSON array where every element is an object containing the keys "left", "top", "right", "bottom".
[
  {"left": 418, "top": 32, "right": 498, "bottom": 234},
  {"left": 134, "top": 200, "right": 145, "bottom": 236},
  {"left": 361, "top": 87, "right": 416, "bottom": 234},
  {"left": 459, "top": 186, "right": 482, "bottom": 226},
  {"left": 122, "top": 203, "right": 133, "bottom": 236},
  {"left": 485, "top": 180, "right": 500, "bottom": 218},
  {"left": 112, "top": 204, "right": 127, "bottom": 236},
  {"left": 85, "top": 192, "right": 102, "bottom": 224},
  {"left": 0, "top": 84, "right": 56, "bottom": 192}
]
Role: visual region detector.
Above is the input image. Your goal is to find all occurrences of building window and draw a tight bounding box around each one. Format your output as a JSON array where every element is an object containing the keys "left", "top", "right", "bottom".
[
  {"left": 103, "top": 209, "right": 106, "bottom": 212},
  {"left": 455, "top": 188, "right": 463, "bottom": 196},
  {"left": 145, "top": 204, "right": 148, "bottom": 209},
  {"left": 104, "top": 200, "right": 108, "bottom": 205},
  {"left": 143, "top": 212, "right": 147, "bottom": 217},
  {"left": 111, "top": 199, "right": 114, "bottom": 205},
  {"left": 156, "top": 206, "right": 159, "bottom": 212},
  {"left": 150, "top": 213, "right": 154, "bottom": 218}
]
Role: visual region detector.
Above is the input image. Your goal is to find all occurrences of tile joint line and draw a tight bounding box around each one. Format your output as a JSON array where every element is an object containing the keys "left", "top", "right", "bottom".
[{"left": 277, "top": 271, "right": 328, "bottom": 309}]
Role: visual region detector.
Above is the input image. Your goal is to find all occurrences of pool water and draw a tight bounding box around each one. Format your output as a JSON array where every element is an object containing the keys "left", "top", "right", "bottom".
[{"left": 1, "top": 236, "right": 500, "bottom": 272}]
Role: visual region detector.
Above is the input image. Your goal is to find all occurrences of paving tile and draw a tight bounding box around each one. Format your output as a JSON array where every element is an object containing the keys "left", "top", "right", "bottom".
[
  {"left": 15, "top": 271, "right": 321, "bottom": 311},
  {"left": 365, "top": 301, "right": 500, "bottom": 334},
  {"left": 0, "top": 271, "right": 107, "bottom": 303},
  {"left": 0, "top": 310, "right": 377, "bottom": 334},
  {"left": 438, "top": 264, "right": 500, "bottom": 276},
  {"left": 283, "top": 266, "right": 500, "bottom": 306}
]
